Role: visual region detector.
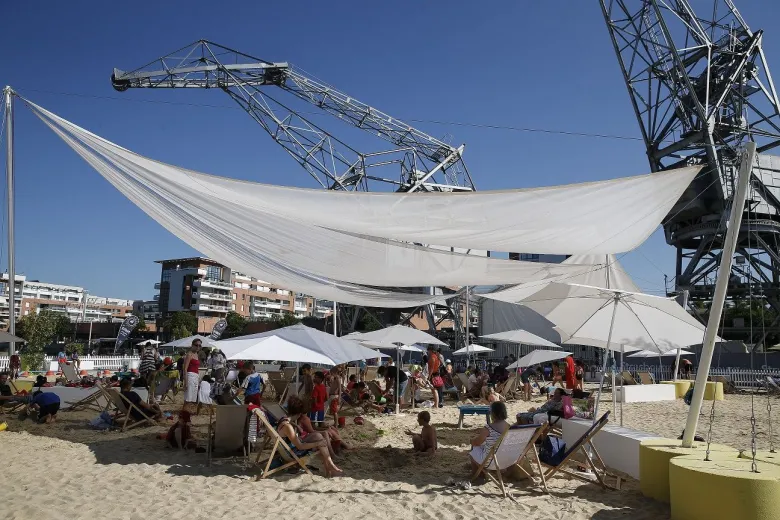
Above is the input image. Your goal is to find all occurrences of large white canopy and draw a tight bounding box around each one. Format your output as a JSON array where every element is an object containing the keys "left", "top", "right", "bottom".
[
  {"left": 28, "top": 100, "right": 700, "bottom": 307},
  {"left": 221, "top": 336, "right": 336, "bottom": 365},
  {"left": 452, "top": 344, "right": 494, "bottom": 355},
  {"left": 352, "top": 325, "right": 447, "bottom": 346},
  {"left": 628, "top": 348, "right": 694, "bottom": 358},
  {"left": 162, "top": 335, "right": 218, "bottom": 349},
  {"left": 481, "top": 329, "right": 560, "bottom": 348},
  {"left": 508, "top": 350, "right": 572, "bottom": 369},
  {"left": 217, "top": 324, "right": 382, "bottom": 365}
]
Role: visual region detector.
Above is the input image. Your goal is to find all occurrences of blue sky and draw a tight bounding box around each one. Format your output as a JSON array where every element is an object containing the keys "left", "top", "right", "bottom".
[{"left": 1, "top": 0, "right": 778, "bottom": 301}]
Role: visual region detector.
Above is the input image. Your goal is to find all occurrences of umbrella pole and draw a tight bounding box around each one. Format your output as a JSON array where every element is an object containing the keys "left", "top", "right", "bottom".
[
  {"left": 619, "top": 345, "right": 624, "bottom": 427},
  {"left": 593, "top": 297, "right": 619, "bottom": 424},
  {"left": 396, "top": 349, "right": 400, "bottom": 415},
  {"left": 673, "top": 347, "right": 681, "bottom": 382}
]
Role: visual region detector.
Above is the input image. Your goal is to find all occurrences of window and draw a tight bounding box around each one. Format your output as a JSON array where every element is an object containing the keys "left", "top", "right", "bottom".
[
  {"left": 205, "top": 265, "right": 222, "bottom": 281},
  {"left": 161, "top": 269, "right": 173, "bottom": 282},
  {"left": 242, "top": 294, "right": 246, "bottom": 301},
  {"left": 231, "top": 304, "right": 236, "bottom": 311},
  {"left": 241, "top": 305, "right": 244, "bottom": 312},
  {"left": 232, "top": 293, "right": 237, "bottom": 300}
]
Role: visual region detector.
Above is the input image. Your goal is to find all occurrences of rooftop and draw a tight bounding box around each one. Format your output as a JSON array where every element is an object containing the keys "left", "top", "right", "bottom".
[{"left": 154, "top": 257, "right": 225, "bottom": 267}]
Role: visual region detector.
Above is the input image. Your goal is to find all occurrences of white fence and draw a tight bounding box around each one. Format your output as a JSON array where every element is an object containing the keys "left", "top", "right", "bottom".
[
  {"left": 0, "top": 355, "right": 141, "bottom": 372},
  {"left": 620, "top": 364, "right": 780, "bottom": 389}
]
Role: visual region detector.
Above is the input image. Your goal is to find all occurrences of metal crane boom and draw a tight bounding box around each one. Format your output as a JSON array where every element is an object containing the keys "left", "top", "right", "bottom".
[{"left": 112, "top": 39, "right": 474, "bottom": 193}]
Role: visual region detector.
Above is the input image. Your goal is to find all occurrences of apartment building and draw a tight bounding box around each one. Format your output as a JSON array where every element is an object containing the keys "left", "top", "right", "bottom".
[
  {"left": 154, "top": 257, "right": 333, "bottom": 333},
  {"left": 1, "top": 273, "right": 132, "bottom": 326},
  {"left": 132, "top": 299, "right": 159, "bottom": 322}
]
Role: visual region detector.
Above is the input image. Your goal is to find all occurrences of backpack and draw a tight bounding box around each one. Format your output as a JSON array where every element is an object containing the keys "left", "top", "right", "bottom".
[
  {"left": 539, "top": 436, "right": 567, "bottom": 466},
  {"left": 561, "top": 395, "right": 575, "bottom": 419}
]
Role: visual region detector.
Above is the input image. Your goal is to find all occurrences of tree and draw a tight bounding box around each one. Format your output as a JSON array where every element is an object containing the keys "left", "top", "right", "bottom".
[
  {"left": 132, "top": 312, "right": 147, "bottom": 333},
  {"left": 66, "top": 342, "right": 85, "bottom": 355},
  {"left": 358, "top": 312, "right": 383, "bottom": 332},
  {"left": 258, "top": 312, "right": 300, "bottom": 331},
  {"left": 52, "top": 313, "right": 72, "bottom": 341},
  {"left": 16, "top": 310, "right": 58, "bottom": 370},
  {"left": 164, "top": 311, "right": 197, "bottom": 338},
  {"left": 225, "top": 311, "right": 247, "bottom": 337}
]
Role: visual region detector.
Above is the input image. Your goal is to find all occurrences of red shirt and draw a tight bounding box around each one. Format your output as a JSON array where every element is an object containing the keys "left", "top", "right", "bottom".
[
  {"left": 311, "top": 383, "right": 327, "bottom": 412},
  {"left": 186, "top": 357, "right": 200, "bottom": 374}
]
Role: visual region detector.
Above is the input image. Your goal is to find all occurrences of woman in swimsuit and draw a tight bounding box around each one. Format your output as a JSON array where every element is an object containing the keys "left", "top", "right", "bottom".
[
  {"left": 287, "top": 396, "right": 350, "bottom": 457},
  {"left": 276, "top": 408, "right": 343, "bottom": 477},
  {"left": 468, "top": 401, "right": 510, "bottom": 475}
]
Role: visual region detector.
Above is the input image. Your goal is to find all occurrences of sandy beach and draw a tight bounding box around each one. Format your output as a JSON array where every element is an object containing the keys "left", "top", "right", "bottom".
[{"left": 1, "top": 387, "right": 777, "bottom": 520}]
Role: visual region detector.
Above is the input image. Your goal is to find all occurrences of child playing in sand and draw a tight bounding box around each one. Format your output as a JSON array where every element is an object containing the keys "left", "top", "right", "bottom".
[
  {"left": 310, "top": 371, "right": 328, "bottom": 426},
  {"left": 406, "top": 411, "right": 437, "bottom": 455}
]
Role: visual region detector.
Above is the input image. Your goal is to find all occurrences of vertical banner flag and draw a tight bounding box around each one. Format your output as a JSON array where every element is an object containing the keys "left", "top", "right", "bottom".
[
  {"left": 114, "top": 315, "right": 140, "bottom": 352},
  {"left": 210, "top": 318, "right": 228, "bottom": 340}
]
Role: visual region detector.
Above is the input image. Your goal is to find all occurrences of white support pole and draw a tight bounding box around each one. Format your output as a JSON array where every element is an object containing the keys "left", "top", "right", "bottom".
[
  {"left": 465, "top": 286, "right": 470, "bottom": 367},
  {"left": 682, "top": 142, "right": 756, "bottom": 447},
  {"left": 4, "top": 87, "right": 15, "bottom": 353},
  {"left": 593, "top": 297, "right": 619, "bottom": 423},
  {"left": 333, "top": 301, "right": 337, "bottom": 336},
  {"left": 619, "top": 344, "right": 625, "bottom": 426},
  {"left": 673, "top": 347, "right": 682, "bottom": 382}
]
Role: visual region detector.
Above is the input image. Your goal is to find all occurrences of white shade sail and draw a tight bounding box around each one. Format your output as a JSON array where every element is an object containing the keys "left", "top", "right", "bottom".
[
  {"left": 27, "top": 100, "right": 700, "bottom": 307},
  {"left": 508, "top": 350, "right": 572, "bottom": 369},
  {"left": 452, "top": 344, "right": 494, "bottom": 355},
  {"left": 217, "top": 324, "right": 382, "bottom": 365},
  {"left": 136, "top": 339, "right": 162, "bottom": 345},
  {"left": 221, "top": 336, "right": 340, "bottom": 365},
  {"left": 628, "top": 348, "right": 694, "bottom": 358},
  {"left": 162, "top": 335, "right": 218, "bottom": 349},
  {"left": 481, "top": 329, "right": 561, "bottom": 348},
  {"left": 354, "top": 325, "right": 447, "bottom": 346}
]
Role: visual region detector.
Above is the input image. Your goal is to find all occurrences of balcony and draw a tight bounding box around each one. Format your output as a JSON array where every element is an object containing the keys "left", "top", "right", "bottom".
[
  {"left": 193, "top": 291, "right": 232, "bottom": 302},
  {"left": 192, "top": 303, "right": 229, "bottom": 313},
  {"left": 255, "top": 301, "right": 282, "bottom": 310},
  {"left": 193, "top": 279, "right": 232, "bottom": 290},
  {"left": 154, "top": 282, "right": 161, "bottom": 290}
]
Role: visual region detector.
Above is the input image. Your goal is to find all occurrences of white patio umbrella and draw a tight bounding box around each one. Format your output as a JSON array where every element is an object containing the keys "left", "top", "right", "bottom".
[
  {"left": 481, "top": 329, "right": 560, "bottom": 348},
  {"left": 508, "top": 349, "right": 572, "bottom": 369},
  {"left": 162, "top": 335, "right": 219, "bottom": 349},
  {"left": 136, "top": 339, "right": 162, "bottom": 345},
  {"left": 628, "top": 349, "right": 694, "bottom": 358},
  {"left": 221, "top": 336, "right": 339, "bottom": 365},
  {"left": 452, "top": 344, "right": 494, "bottom": 355}
]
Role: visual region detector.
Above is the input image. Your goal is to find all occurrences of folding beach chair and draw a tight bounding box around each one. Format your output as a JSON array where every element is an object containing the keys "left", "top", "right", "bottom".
[
  {"left": 1, "top": 381, "right": 29, "bottom": 415},
  {"left": 282, "top": 367, "right": 296, "bottom": 380},
  {"left": 637, "top": 371, "right": 655, "bottom": 385},
  {"left": 262, "top": 402, "right": 288, "bottom": 426},
  {"left": 620, "top": 371, "right": 638, "bottom": 385},
  {"left": 153, "top": 375, "right": 177, "bottom": 404},
  {"left": 279, "top": 382, "right": 302, "bottom": 405},
  {"left": 537, "top": 412, "right": 620, "bottom": 490},
  {"left": 712, "top": 375, "right": 740, "bottom": 394},
  {"left": 363, "top": 366, "right": 378, "bottom": 382},
  {"left": 207, "top": 405, "right": 250, "bottom": 464},
  {"left": 267, "top": 379, "right": 289, "bottom": 401},
  {"left": 252, "top": 408, "right": 314, "bottom": 479},
  {"left": 497, "top": 375, "right": 517, "bottom": 400},
  {"left": 266, "top": 371, "right": 283, "bottom": 381},
  {"left": 105, "top": 388, "right": 155, "bottom": 432},
  {"left": 64, "top": 383, "right": 110, "bottom": 412},
  {"left": 346, "top": 366, "right": 359, "bottom": 381},
  {"left": 471, "top": 424, "right": 548, "bottom": 497},
  {"left": 367, "top": 380, "right": 385, "bottom": 401},
  {"left": 457, "top": 373, "right": 470, "bottom": 394},
  {"left": 60, "top": 363, "right": 81, "bottom": 383}
]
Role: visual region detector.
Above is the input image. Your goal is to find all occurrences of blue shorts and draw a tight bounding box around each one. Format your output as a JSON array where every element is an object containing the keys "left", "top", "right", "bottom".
[{"left": 308, "top": 410, "right": 325, "bottom": 422}]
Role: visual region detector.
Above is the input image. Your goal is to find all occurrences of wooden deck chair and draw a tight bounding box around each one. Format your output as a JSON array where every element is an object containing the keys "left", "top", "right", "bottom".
[
  {"left": 64, "top": 385, "right": 110, "bottom": 412},
  {"left": 538, "top": 412, "right": 620, "bottom": 490},
  {"left": 252, "top": 408, "right": 314, "bottom": 479},
  {"left": 457, "top": 373, "right": 470, "bottom": 393},
  {"left": 10, "top": 380, "right": 34, "bottom": 394},
  {"left": 282, "top": 367, "right": 296, "bottom": 380},
  {"left": 637, "top": 371, "right": 655, "bottom": 385},
  {"left": 346, "top": 366, "right": 359, "bottom": 381},
  {"left": 106, "top": 388, "right": 155, "bottom": 432},
  {"left": 279, "top": 382, "right": 302, "bottom": 405},
  {"left": 263, "top": 402, "right": 288, "bottom": 425},
  {"left": 60, "top": 363, "right": 80, "bottom": 383},
  {"left": 207, "top": 405, "right": 249, "bottom": 464},
  {"left": 267, "top": 379, "right": 289, "bottom": 401},
  {"left": 367, "top": 380, "right": 385, "bottom": 401},
  {"left": 363, "top": 366, "right": 378, "bottom": 382},
  {"left": 1, "top": 381, "right": 29, "bottom": 415},
  {"left": 266, "top": 371, "right": 283, "bottom": 381},
  {"left": 153, "top": 376, "right": 177, "bottom": 403},
  {"left": 712, "top": 375, "right": 740, "bottom": 394},
  {"left": 452, "top": 373, "right": 466, "bottom": 395},
  {"left": 620, "top": 371, "right": 638, "bottom": 385},
  {"left": 471, "top": 424, "right": 548, "bottom": 497},
  {"left": 497, "top": 375, "right": 517, "bottom": 399}
]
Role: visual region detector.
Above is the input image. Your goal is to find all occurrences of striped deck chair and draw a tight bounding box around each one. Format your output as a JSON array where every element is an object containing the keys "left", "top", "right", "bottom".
[
  {"left": 471, "top": 424, "right": 548, "bottom": 497},
  {"left": 537, "top": 412, "right": 620, "bottom": 490},
  {"left": 252, "top": 408, "right": 314, "bottom": 479}
]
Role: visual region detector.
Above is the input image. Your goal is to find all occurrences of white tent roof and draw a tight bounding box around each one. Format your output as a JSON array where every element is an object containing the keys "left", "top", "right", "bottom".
[
  {"left": 508, "top": 350, "right": 572, "bottom": 369},
  {"left": 628, "top": 348, "right": 694, "bottom": 358},
  {"left": 162, "top": 335, "right": 218, "bottom": 349},
  {"left": 222, "top": 336, "right": 338, "bottom": 365},
  {"left": 354, "top": 325, "right": 447, "bottom": 346},
  {"left": 452, "top": 344, "right": 494, "bottom": 355},
  {"left": 136, "top": 339, "right": 162, "bottom": 345},
  {"left": 218, "top": 324, "right": 384, "bottom": 365},
  {"left": 481, "top": 329, "right": 560, "bottom": 348}
]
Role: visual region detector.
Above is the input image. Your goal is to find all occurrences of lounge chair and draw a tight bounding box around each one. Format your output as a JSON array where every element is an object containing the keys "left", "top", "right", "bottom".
[
  {"left": 207, "top": 404, "right": 249, "bottom": 464},
  {"left": 265, "top": 371, "right": 283, "bottom": 382},
  {"left": 497, "top": 375, "right": 517, "bottom": 400},
  {"left": 105, "top": 388, "right": 156, "bottom": 432},
  {"left": 262, "top": 402, "right": 288, "bottom": 425},
  {"left": 61, "top": 363, "right": 81, "bottom": 383},
  {"left": 367, "top": 380, "right": 385, "bottom": 401},
  {"left": 267, "top": 379, "right": 289, "bottom": 401},
  {"left": 1, "top": 381, "right": 30, "bottom": 415},
  {"left": 279, "top": 382, "right": 302, "bottom": 405},
  {"left": 712, "top": 375, "right": 740, "bottom": 394},
  {"left": 346, "top": 366, "right": 359, "bottom": 381},
  {"left": 363, "top": 366, "right": 378, "bottom": 382},
  {"left": 537, "top": 412, "right": 620, "bottom": 490},
  {"left": 252, "top": 408, "right": 314, "bottom": 479},
  {"left": 637, "top": 371, "right": 655, "bottom": 385},
  {"left": 471, "top": 424, "right": 548, "bottom": 497},
  {"left": 10, "top": 380, "right": 34, "bottom": 394},
  {"left": 153, "top": 375, "right": 177, "bottom": 404},
  {"left": 64, "top": 383, "right": 111, "bottom": 412},
  {"left": 620, "top": 371, "right": 638, "bottom": 385},
  {"left": 282, "top": 367, "right": 296, "bottom": 380}
]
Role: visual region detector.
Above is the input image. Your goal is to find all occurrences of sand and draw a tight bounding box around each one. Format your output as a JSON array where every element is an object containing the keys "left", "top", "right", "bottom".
[{"left": 1, "top": 386, "right": 777, "bottom": 520}]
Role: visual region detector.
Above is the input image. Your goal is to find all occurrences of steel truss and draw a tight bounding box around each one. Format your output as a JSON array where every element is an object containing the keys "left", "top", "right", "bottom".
[
  {"left": 601, "top": 0, "right": 780, "bottom": 345},
  {"left": 112, "top": 40, "right": 475, "bottom": 341}
]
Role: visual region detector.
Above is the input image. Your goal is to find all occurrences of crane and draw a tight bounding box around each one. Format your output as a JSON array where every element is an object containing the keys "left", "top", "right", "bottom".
[
  {"left": 601, "top": 0, "right": 780, "bottom": 345},
  {"left": 111, "top": 40, "right": 474, "bottom": 194},
  {"left": 111, "top": 40, "right": 476, "bottom": 342}
]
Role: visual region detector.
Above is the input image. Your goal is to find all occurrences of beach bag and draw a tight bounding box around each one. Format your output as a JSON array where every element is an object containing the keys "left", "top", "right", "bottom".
[
  {"left": 431, "top": 375, "right": 444, "bottom": 388},
  {"left": 539, "top": 436, "right": 567, "bottom": 466},
  {"left": 561, "top": 395, "right": 575, "bottom": 419}
]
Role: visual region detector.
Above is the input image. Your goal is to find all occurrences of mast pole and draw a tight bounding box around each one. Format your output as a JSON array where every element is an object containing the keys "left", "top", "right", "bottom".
[{"left": 4, "top": 87, "right": 15, "bottom": 352}]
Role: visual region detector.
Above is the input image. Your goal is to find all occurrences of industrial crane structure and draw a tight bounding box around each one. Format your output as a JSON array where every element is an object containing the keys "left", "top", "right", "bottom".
[
  {"left": 111, "top": 41, "right": 477, "bottom": 341},
  {"left": 601, "top": 0, "right": 780, "bottom": 345}
]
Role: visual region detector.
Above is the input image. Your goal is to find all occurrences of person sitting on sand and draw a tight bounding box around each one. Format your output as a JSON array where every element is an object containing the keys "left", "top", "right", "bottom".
[
  {"left": 406, "top": 410, "right": 437, "bottom": 455},
  {"left": 516, "top": 388, "right": 564, "bottom": 424},
  {"left": 275, "top": 411, "right": 343, "bottom": 477},
  {"left": 469, "top": 402, "right": 509, "bottom": 473},
  {"left": 466, "top": 368, "right": 489, "bottom": 399},
  {"left": 479, "top": 384, "right": 504, "bottom": 404},
  {"left": 287, "top": 396, "right": 350, "bottom": 457},
  {"left": 0, "top": 371, "right": 13, "bottom": 398},
  {"left": 166, "top": 410, "right": 198, "bottom": 450},
  {"left": 345, "top": 382, "right": 385, "bottom": 413},
  {"left": 119, "top": 378, "right": 162, "bottom": 422}
]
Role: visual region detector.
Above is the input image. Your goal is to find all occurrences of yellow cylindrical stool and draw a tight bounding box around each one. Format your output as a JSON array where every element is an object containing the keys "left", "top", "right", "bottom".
[
  {"left": 639, "top": 438, "right": 738, "bottom": 503},
  {"left": 661, "top": 380, "right": 692, "bottom": 398},
  {"left": 670, "top": 455, "right": 780, "bottom": 520},
  {"left": 739, "top": 450, "right": 780, "bottom": 466},
  {"left": 702, "top": 381, "right": 724, "bottom": 400}
]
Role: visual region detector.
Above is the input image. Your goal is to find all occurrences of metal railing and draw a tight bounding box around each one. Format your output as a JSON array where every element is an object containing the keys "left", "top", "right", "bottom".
[
  {"left": 0, "top": 355, "right": 141, "bottom": 372},
  {"left": 613, "top": 364, "right": 780, "bottom": 389}
]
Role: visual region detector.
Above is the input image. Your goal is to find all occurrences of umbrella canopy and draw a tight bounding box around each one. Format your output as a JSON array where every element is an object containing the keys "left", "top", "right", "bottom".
[
  {"left": 162, "top": 335, "right": 218, "bottom": 349},
  {"left": 452, "top": 344, "right": 494, "bottom": 355},
  {"left": 522, "top": 283, "right": 711, "bottom": 354},
  {"left": 481, "top": 329, "right": 560, "bottom": 348},
  {"left": 218, "top": 324, "right": 384, "bottom": 365},
  {"left": 355, "top": 325, "right": 446, "bottom": 346},
  {"left": 628, "top": 348, "right": 694, "bottom": 358},
  {"left": 0, "top": 331, "right": 24, "bottom": 343},
  {"left": 508, "top": 349, "right": 572, "bottom": 369},
  {"left": 222, "top": 336, "right": 337, "bottom": 365},
  {"left": 348, "top": 338, "right": 423, "bottom": 353},
  {"left": 136, "top": 339, "right": 162, "bottom": 345}
]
